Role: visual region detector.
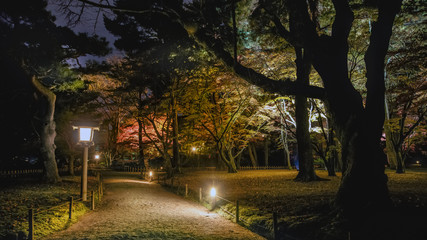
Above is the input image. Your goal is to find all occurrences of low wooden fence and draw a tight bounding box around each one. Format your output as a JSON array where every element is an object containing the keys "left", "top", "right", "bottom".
[
  {"left": 239, "top": 166, "right": 286, "bottom": 170},
  {"left": 0, "top": 169, "right": 44, "bottom": 178},
  {"left": 0, "top": 168, "right": 75, "bottom": 179},
  {"left": 160, "top": 176, "right": 282, "bottom": 240},
  {"left": 8, "top": 174, "right": 104, "bottom": 240},
  {"left": 122, "top": 166, "right": 288, "bottom": 173}
]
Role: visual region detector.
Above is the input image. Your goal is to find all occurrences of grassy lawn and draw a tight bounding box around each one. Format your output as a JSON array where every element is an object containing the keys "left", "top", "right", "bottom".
[
  {"left": 0, "top": 175, "right": 100, "bottom": 239},
  {"left": 167, "top": 168, "right": 427, "bottom": 240}
]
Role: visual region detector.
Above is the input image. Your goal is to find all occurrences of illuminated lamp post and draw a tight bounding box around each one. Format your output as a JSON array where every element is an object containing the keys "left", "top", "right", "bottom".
[{"left": 73, "top": 123, "right": 99, "bottom": 201}]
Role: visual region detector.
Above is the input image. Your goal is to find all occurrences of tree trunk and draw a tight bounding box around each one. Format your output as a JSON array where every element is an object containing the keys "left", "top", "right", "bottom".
[
  {"left": 31, "top": 76, "right": 61, "bottom": 183},
  {"left": 236, "top": 152, "right": 241, "bottom": 169},
  {"left": 137, "top": 119, "right": 145, "bottom": 170},
  {"left": 384, "top": 94, "right": 398, "bottom": 169},
  {"left": 69, "top": 154, "right": 75, "bottom": 176},
  {"left": 284, "top": 146, "right": 291, "bottom": 170},
  {"left": 309, "top": 1, "right": 401, "bottom": 233},
  {"left": 384, "top": 125, "right": 398, "bottom": 169},
  {"left": 294, "top": 47, "right": 318, "bottom": 182},
  {"left": 280, "top": 102, "right": 292, "bottom": 170},
  {"left": 171, "top": 88, "right": 181, "bottom": 174},
  {"left": 217, "top": 143, "right": 237, "bottom": 173},
  {"left": 248, "top": 143, "right": 258, "bottom": 167},
  {"left": 264, "top": 136, "right": 269, "bottom": 167},
  {"left": 326, "top": 126, "right": 337, "bottom": 176},
  {"left": 137, "top": 90, "right": 146, "bottom": 170},
  {"left": 394, "top": 144, "right": 405, "bottom": 173}
]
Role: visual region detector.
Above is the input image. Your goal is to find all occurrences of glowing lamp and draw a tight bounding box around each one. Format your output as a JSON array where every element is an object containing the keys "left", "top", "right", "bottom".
[
  {"left": 79, "top": 127, "right": 92, "bottom": 141},
  {"left": 210, "top": 187, "right": 216, "bottom": 197},
  {"left": 72, "top": 124, "right": 99, "bottom": 145},
  {"left": 192, "top": 147, "right": 197, "bottom": 152},
  {"left": 94, "top": 154, "right": 100, "bottom": 160},
  {"left": 149, "top": 171, "right": 153, "bottom": 177}
]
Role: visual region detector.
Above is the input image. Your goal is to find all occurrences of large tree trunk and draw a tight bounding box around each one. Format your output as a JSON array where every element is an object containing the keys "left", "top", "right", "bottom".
[
  {"left": 294, "top": 47, "right": 318, "bottom": 181},
  {"left": 309, "top": 1, "right": 401, "bottom": 235},
  {"left": 31, "top": 76, "right": 61, "bottom": 183}
]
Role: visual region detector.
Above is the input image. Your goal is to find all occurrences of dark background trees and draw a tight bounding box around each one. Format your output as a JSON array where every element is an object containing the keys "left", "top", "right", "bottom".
[{"left": 0, "top": 0, "right": 109, "bottom": 182}]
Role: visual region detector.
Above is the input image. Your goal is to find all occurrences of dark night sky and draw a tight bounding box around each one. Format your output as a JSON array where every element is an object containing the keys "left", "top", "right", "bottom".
[{"left": 47, "top": 0, "right": 123, "bottom": 65}]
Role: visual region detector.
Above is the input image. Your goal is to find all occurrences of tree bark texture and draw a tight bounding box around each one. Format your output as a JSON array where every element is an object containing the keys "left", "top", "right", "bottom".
[
  {"left": 294, "top": 47, "right": 318, "bottom": 181},
  {"left": 31, "top": 76, "right": 61, "bottom": 183},
  {"left": 248, "top": 143, "right": 258, "bottom": 167},
  {"left": 69, "top": 154, "right": 75, "bottom": 176},
  {"left": 326, "top": 127, "right": 337, "bottom": 176},
  {"left": 384, "top": 124, "right": 398, "bottom": 169},
  {"left": 308, "top": 0, "right": 402, "bottom": 233},
  {"left": 217, "top": 143, "right": 237, "bottom": 173}
]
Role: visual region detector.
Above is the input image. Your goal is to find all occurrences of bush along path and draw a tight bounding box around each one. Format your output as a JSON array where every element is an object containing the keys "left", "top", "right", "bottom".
[{"left": 45, "top": 171, "right": 265, "bottom": 240}]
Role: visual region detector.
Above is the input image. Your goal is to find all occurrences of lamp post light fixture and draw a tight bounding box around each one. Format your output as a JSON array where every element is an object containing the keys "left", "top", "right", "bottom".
[
  {"left": 149, "top": 171, "right": 153, "bottom": 182},
  {"left": 73, "top": 123, "right": 99, "bottom": 201}
]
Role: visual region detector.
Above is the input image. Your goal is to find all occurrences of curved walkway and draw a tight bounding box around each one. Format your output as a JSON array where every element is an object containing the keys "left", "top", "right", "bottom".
[{"left": 46, "top": 171, "right": 265, "bottom": 240}]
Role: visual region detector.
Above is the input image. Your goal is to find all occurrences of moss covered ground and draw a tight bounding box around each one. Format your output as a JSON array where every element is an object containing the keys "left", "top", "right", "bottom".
[{"left": 0, "top": 175, "right": 100, "bottom": 239}]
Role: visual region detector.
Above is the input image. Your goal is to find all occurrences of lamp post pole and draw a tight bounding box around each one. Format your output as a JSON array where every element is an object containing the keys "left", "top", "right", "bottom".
[
  {"left": 82, "top": 145, "right": 89, "bottom": 201},
  {"left": 74, "top": 122, "right": 99, "bottom": 202}
]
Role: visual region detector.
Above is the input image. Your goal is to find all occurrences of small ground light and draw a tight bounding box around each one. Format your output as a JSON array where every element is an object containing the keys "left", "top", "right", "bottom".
[
  {"left": 210, "top": 187, "right": 217, "bottom": 210},
  {"left": 210, "top": 187, "right": 216, "bottom": 197},
  {"left": 149, "top": 171, "right": 153, "bottom": 182},
  {"left": 94, "top": 154, "right": 100, "bottom": 160}
]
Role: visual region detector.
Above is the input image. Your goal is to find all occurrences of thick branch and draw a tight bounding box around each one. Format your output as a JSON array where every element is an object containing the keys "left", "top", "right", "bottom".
[
  {"left": 365, "top": 0, "right": 403, "bottom": 129},
  {"left": 193, "top": 29, "right": 325, "bottom": 99},
  {"left": 331, "top": 0, "right": 354, "bottom": 42},
  {"left": 271, "top": 15, "right": 298, "bottom": 46}
]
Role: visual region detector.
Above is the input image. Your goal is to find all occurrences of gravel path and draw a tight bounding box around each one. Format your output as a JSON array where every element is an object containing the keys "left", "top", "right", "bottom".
[{"left": 46, "top": 171, "right": 265, "bottom": 240}]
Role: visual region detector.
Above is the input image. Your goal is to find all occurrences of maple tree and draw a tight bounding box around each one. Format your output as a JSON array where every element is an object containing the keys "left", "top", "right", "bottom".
[{"left": 180, "top": 63, "right": 271, "bottom": 172}]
